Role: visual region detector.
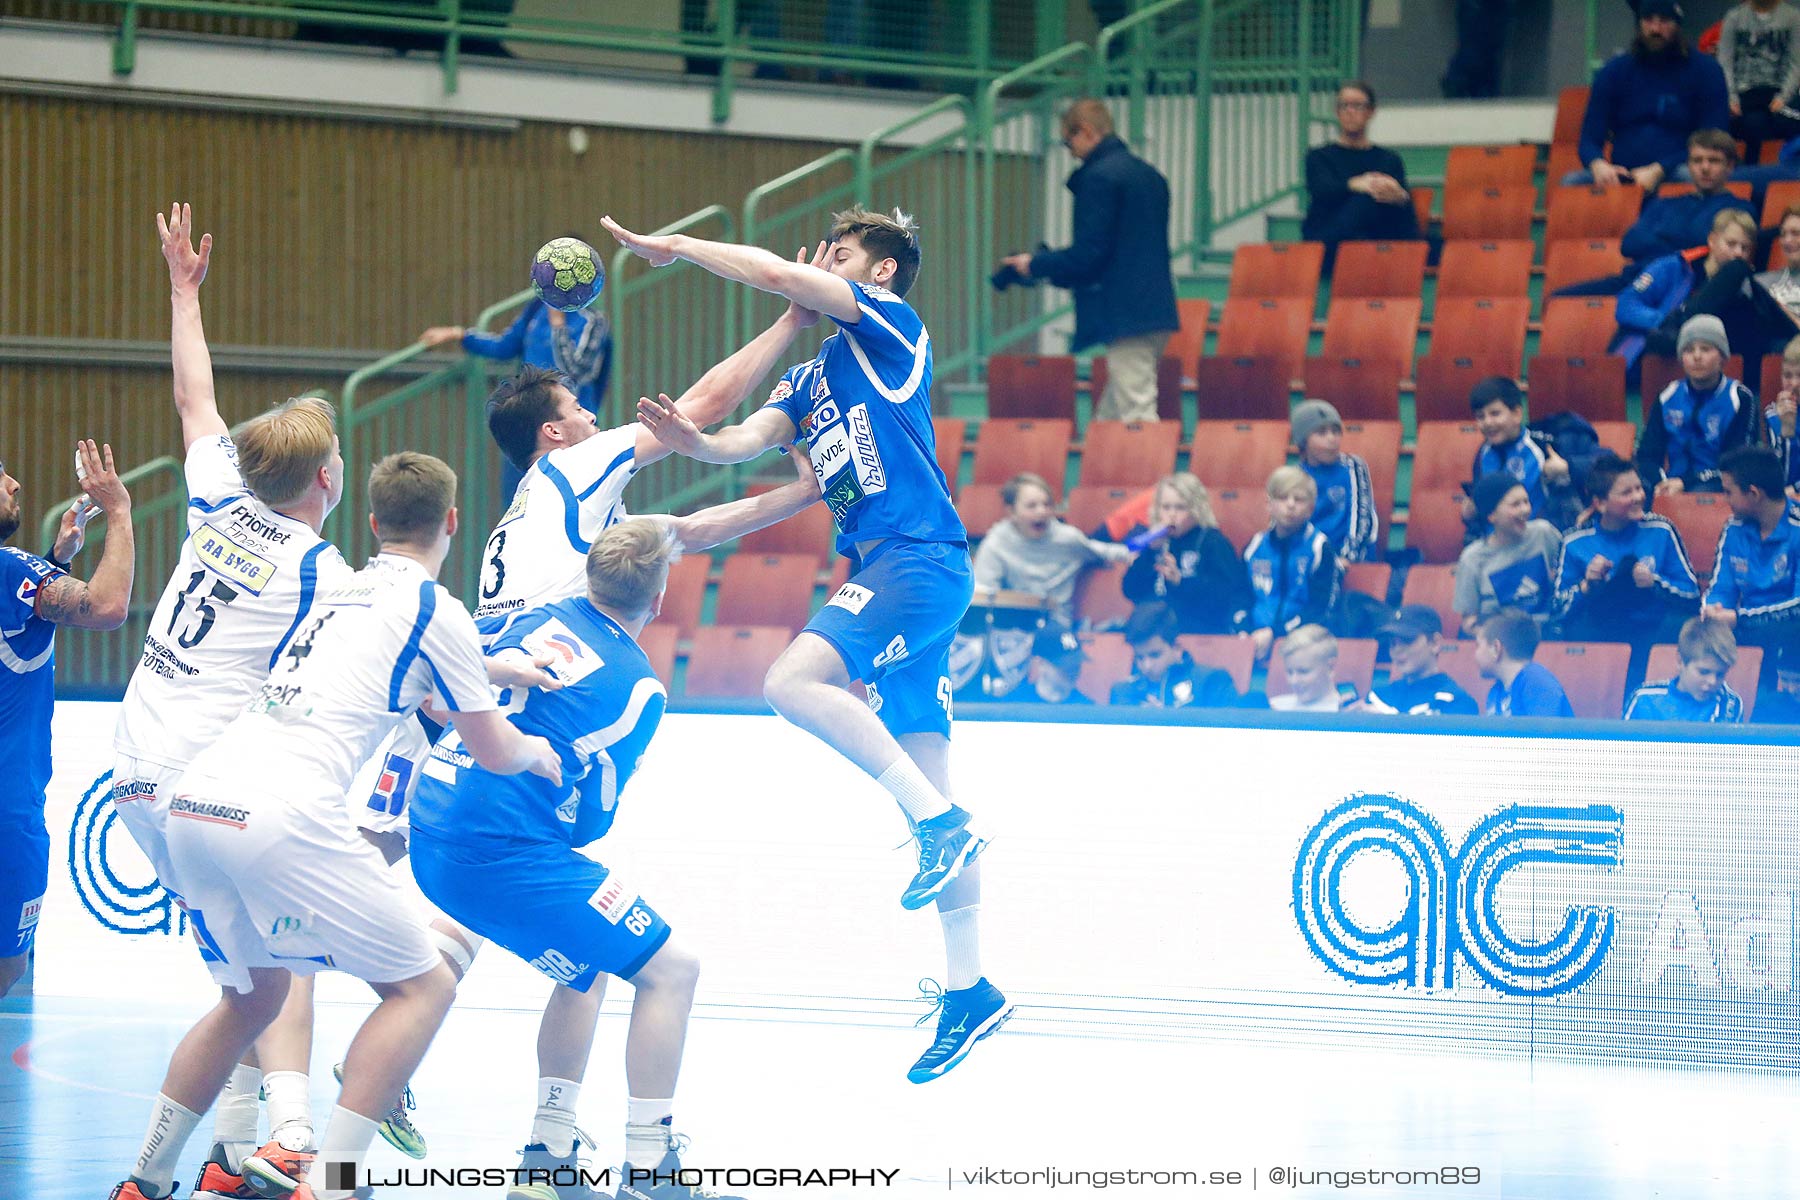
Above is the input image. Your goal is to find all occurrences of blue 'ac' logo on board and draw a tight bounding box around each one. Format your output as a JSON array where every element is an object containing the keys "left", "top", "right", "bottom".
[
  {"left": 1293, "top": 794, "right": 1623, "bottom": 996},
  {"left": 68, "top": 770, "right": 184, "bottom": 936}
]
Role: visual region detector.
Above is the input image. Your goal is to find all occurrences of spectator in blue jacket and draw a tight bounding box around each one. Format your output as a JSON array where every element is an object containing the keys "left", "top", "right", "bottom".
[
  {"left": 1612, "top": 209, "right": 1773, "bottom": 370},
  {"left": 1621, "top": 129, "right": 1755, "bottom": 263},
  {"left": 1358, "top": 605, "right": 1480, "bottom": 716},
  {"left": 1571, "top": 0, "right": 1732, "bottom": 188},
  {"left": 1553, "top": 455, "right": 1700, "bottom": 675},
  {"left": 1475, "top": 609, "right": 1575, "bottom": 717},
  {"left": 1458, "top": 377, "right": 1574, "bottom": 530},
  {"left": 1243, "top": 466, "right": 1341, "bottom": 663},
  {"left": 1636, "top": 314, "right": 1763, "bottom": 493},
  {"left": 999, "top": 99, "right": 1179, "bottom": 422},
  {"left": 1292, "top": 399, "right": 1379, "bottom": 563},
  {"left": 1109, "top": 602, "right": 1241, "bottom": 708},
  {"left": 1703, "top": 446, "right": 1800, "bottom": 651},
  {"left": 1624, "top": 615, "right": 1746, "bottom": 720}
]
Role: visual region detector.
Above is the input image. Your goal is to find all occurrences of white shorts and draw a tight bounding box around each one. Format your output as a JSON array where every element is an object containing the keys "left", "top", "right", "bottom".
[
  {"left": 109, "top": 756, "right": 184, "bottom": 898},
  {"left": 166, "top": 771, "right": 440, "bottom": 994},
  {"left": 348, "top": 718, "right": 433, "bottom": 838}
]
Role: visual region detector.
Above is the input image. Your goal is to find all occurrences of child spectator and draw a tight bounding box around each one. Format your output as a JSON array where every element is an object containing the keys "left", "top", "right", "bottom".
[
  {"left": 973, "top": 471, "right": 1131, "bottom": 627},
  {"left": 1011, "top": 625, "right": 1097, "bottom": 706},
  {"left": 1243, "top": 466, "right": 1342, "bottom": 662},
  {"left": 1455, "top": 472, "right": 1564, "bottom": 634},
  {"left": 1751, "top": 643, "right": 1800, "bottom": 721},
  {"left": 1460, "top": 377, "right": 1573, "bottom": 528},
  {"left": 1553, "top": 455, "right": 1700, "bottom": 676},
  {"left": 1624, "top": 615, "right": 1747, "bottom": 720},
  {"left": 1614, "top": 209, "right": 1789, "bottom": 371},
  {"left": 1751, "top": 206, "right": 1800, "bottom": 324},
  {"left": 1121, "top": 472, "right": 1253, "bottom": 634},
  {"left": 1475, "top": 608, "right": 1576, "bottom": 716},
  {"left": 1620, "top": 129, "right": 1754, "bottom": 264},
  {"left": 1270, "top": 623, "right": 1355, "bottom": 712},
  {"left": 1702, "top": 446, "right": 1800, "bottom": 649},
  {"left": 1291, "top": 399, "right": 1379, "bottom": 563},
  {"left": 1636, "top": 314, "right": 1763, "bottom": 495},
  {"left": 1109, "top": 601, "right": 1241, "bottom": 708},
  {"left": 1717, "top": 0, "right": 1800, "bottom": 164},
  {"left": 1360, "top": 605, "right": 1480, "bottom": 715},
  {"left": 1761, "top": 332, "right": 1800, "bottom": 494}
]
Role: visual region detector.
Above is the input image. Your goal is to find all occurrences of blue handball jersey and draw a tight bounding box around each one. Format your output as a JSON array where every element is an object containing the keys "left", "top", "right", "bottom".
[
  {"left": 0, "top": 548, "right": 65, "bottom": 823},
  {"left": 411, "top": 596, "right": 667, "bottom": 849},
  {"left": 763, "top": 281, "right": 964, "bottom": 555}
]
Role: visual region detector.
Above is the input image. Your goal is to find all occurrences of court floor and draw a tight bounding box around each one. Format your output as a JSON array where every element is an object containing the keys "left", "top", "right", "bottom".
[{"left": 4, "top": 987, "right": 1796, "bottom": 1199}]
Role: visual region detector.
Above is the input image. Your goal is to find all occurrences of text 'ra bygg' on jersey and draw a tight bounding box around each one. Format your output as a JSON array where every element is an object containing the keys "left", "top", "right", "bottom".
[
  {"left": 184, "top": 553, "right": 497, "bottom": 810},
  {"left": 472, "top": 424, "right": 640, "bottom": 633},
  {"left": 411, "top": 596, "right": 665, "bottom": 850},
  {"left": 0, "top": 547, "right": 65, "bottom": 819},
  {"left": 114, "top": 435, "right": 352, "bottom": 771},
  {"left": 763, "top": 281, "right": 964, "bottom": 556}
]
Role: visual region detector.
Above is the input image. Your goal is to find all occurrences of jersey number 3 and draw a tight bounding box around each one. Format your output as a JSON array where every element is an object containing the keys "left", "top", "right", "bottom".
[{"left": 480, "top": 531, "right": 507, "bottom": 600}]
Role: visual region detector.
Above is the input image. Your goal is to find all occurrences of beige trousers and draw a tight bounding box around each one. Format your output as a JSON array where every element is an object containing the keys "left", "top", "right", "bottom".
[{"left": 1096, "top": 331, "right": 1170, "bottom": 422}]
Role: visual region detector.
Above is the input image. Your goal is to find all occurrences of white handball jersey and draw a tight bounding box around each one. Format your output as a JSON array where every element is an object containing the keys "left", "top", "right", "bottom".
[
  {"left": 114, "top": 435, "right": 352, "bottom": 771},
  {"left": 472, "top": 423, "right": 640, "bottom": 632},
  {"left": 186, "top": 554, "right": 498, "bottom": 806}
]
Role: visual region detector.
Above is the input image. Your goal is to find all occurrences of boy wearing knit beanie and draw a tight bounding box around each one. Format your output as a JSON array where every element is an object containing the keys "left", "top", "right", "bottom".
[
  {"left": 1636, "top": 313, "right": 1761, "bottom": 496},
  {"left": 1292, "top": 398, "right": 1381, "bottom": 563}
]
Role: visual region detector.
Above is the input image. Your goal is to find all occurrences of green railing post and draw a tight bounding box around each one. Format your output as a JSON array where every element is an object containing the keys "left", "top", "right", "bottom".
[
  {"left": 1195, "top": 0, "right": 1215, "bottom": 247},
  {"left": 713, "top": 0, "right": 738, "bottom": 125},
  {"left": 1035, "top": 0, "right": 1065, "bottom": 59},
  {"left": 972, "top": 0, "right": 992, "bottom": 81},
  {"left": 1585, "top": 0, "right": 1599, "bottom": 73},
  {"left": 1297, "top": 0, "right": 1313, "bottom": 172},
  {"left": 114, "top": 0, "right": 141, "bottom": 74},
  {"left": 442, "top": 0, "right": 462, "bottom": 95}
]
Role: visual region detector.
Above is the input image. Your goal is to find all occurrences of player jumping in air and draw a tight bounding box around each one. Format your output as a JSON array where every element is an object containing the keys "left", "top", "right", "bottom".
[{"left": 606, "top": 206, "right": 1011, "bottom": 1082}]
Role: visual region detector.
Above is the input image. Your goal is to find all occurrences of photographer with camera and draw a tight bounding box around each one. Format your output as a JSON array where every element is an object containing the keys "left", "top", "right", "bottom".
[{"left": 995, "top": 98, "right": 1178, "bottom": 422}]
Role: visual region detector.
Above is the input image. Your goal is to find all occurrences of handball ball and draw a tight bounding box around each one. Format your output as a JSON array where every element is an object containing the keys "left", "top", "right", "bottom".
[{"left": 531, "top": 237, "right": 605, "bottom": 312}]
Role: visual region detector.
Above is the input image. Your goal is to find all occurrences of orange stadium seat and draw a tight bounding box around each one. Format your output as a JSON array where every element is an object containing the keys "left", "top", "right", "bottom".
[
  {"left": 1213, "top": 295, "right": 1314, "bottom": 387},
  {"left": 1763, "top": 353, "right": 1784, "bottom": 406},
  {"left": 1321, "top": 298, "right": 1422, "bottom": 370},
  {"left": 1331, "top": 240, "right": 1429, "bottom": 300},
  {"left": 1412, "top": 421, "right": 1481, "bottom": 488},
  {"left": 1527, "top": 354, "right": 1627, "bottom": 422},
  {"left": 933, "top": 416, "right": 966, "bottom": 494},
  {"left": 969, "top": 418, "right": 1074, "bottom": 496},
  {"left": 1432, "top": 639, "right": 1490, "bottom": 708},
  {"left": 986, "top": 353, "right": 1076, "bottom": 421},
  {"left": 1227, "top": 241, "right": 1325, "bottom": 300},
  {"left": 1440, "top": 186, "right": 1536, "bottom": 241},
  {"left": 1656, "top": 180, "right": 1752, "bottom": 202},
  {"left": 1414, "top": 354, "right": 1516, "bottom": 424},
  {"left": 1429, "top": 297, "right": 1530, "bottom": 378},
  {"left": 1268, "top": 635, "right": 1378, "bottom": 699},
  {"left": 1411, "top": 186, "right": 1435, "bottom": 229},
  {"left": 1445, "top": 144, "right": 1538, "bottom": 190},
  {"left": 1545, "top": 184, "right": 1643, "bottom": 242},
  {"left": 1400, "top": 564, "right": 1461, "bottom": 635},
  {"left": 713, "top": 552, "right": 820, "bottom": 635},
  {"left": 1188, "top": 420, "right": 1292, "bottom": 491},
  {"left": 659, "top": 553, "right": 711, "bottom": 641},
  {"left": 1538, "top": 297, "right": 1618, "bottom": 356},
  {"left": 1079, "top": 419, "right": 1181, "bottom": 487},
  {"left": 957, "top": 487, "right": 1009, "bottom": 538},
  {"left": 1341, "top": 419, "right": 1401, "bottom": 521},
  {"left": 1403, "top": 490, "right": 1471, "bottom": 564},
  {"left": 1177, "top": 634, "right": 1255, "bottom": 695},
  {"left": 638, "top": 622, "right": 678, "bottom": 688},
  {"left": 1079, "top": 632, "right": 1136, "bottom": 702},
  {"left": 1209, "top": 487, "right": 1269, "bottom": 550},
  {"left": 1074, "top": 559, "right": 1133, "bottom": 628},
  {"left": 1064, "top": 485, "right": 1139, "bottom": 536},
  {"left": 1088, "top": 355, "right": 1183, "bottom": 422},
  {"left": 1167, "top": 297, "right": 1212, "bottom": 385},
  {"left": 1645, "top": 644, "right": 1762, "bottom": 718},
  {"left": 1654, "top": 491, "right": 1734, "bottom": 579},
  {"left": 1302, "top": 355, "right": 1406, "bottom": 421},
  {"left": 1592, "top": 420, "right": 1635, "bottom": 459},
  {"left": 1435, "top": 239, "right": 1533, "bottom": 298},
  {"left": 740, "top": 482, "right": 837, "bottom": 558},
  {"left": 1193, "top": 355, "right": 1291, "bottom": 421},
  {"left": 1537, "top": 641, "right": 1632, "bottom": 718},
  {"left": 1760, "top": 180, "right": 1800, "bottom": 227},
  {"left": 684, "top": 625, "right": 790, "bottom": 698},
  {"left": 1542, "top": 238, "right": 1625, "bottom": 298},
  {"left": 1342, "top": 562, "right": 1392, "bottom": 605},
  {"left": 1552, "top": 86, "right": 1589, "bottom": 148}
]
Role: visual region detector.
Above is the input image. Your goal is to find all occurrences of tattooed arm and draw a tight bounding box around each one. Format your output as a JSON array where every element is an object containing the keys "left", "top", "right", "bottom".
[{"left": 35, "top": 440, "right": 134, "bottom": 630}]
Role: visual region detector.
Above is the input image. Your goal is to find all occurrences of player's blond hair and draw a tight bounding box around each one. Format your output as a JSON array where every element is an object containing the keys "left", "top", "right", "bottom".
[
  {"left": 1266, "top": 464, "right": 1318, "bottom": 504},
  {"left": 828, "top": 205, "right": 922, "bottom": 297},
  {"left": 369, "top": 452, "right": 457, "bottom": 545},
  {"left": 236, "top": 396, "right": 337, "bottom": 507},
  {"left": 587, "top": 518, "right": 677, "bottom": 620}
]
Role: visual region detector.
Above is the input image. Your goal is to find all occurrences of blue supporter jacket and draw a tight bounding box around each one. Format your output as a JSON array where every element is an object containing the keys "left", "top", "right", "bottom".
[
  {"left": 1471, "top": 432, "right": 1552, "bottom": 520},
  {"left": 1636, "top": 373, "right": 1759, "bottom": 488},
  {"left": 1612, "top": 251, "right": 1702, "bottom": 369},
  {"left": 1624, "top": 678, "right": 1744, "bottom": 722},
  {"left": 1703, "top": 512, "right": 1800, "bottom": 629},
  {"left": 1242, "top": 522, "right": 1340, "bottom": 636},
  {"left": 1767, "top": 405, "right": 1800, "bottom": 490},
  {"left": 1621, "top": 190, "right": 1754, "bottom": 264},
  {"left": 1301, "top": 455, "right": 1379, "bottom": 562},
  {"left": 1552, "top": 515, "right": 1700, "bottom": 628}
]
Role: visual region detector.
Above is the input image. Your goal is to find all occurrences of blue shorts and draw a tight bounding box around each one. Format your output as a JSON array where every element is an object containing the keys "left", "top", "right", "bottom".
[
  {"left": 408, "top": 829, "right": 671, "bottom": 989},
  {"left": 806, "top": 539, "right": 973, "bottom": 739},
  {"left": 0, "top": 817, "right": 50, "bottom": 959}
]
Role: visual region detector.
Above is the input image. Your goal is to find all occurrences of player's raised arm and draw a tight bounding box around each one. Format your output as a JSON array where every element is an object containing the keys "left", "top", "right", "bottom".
[
  {"left": 654, "top": 444, "right": 821, "bottom": 554},
  {"left": 33, "top": 440, "right": 134, "bottom": 630},
  {"left": 603, "top": 215, "right": 862, "bottom": 324},
  {"left": 637, "top": 395, "right": 795, "bottom": 466},
  {"left": 156, "top": 202, "right": 228, "bottom": 449}
]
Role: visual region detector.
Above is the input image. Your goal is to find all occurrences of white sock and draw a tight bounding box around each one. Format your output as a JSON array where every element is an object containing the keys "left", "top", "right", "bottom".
[
  {"left": 262, "top": 1069, "right": 314, "bottom": 1151},
  {"left": 940, "top": 904, "right": 983, "bottom": 991},
  {"left": 213, "top": 1063, "right": 262, "bottom": 1169},
  {"left": 877, "top": 758, "right": 952, "bottom": 826},
  {"left": 133, "top": 1093, "right": 202, "bottom": 1196},
  {"left": 530, "top": 1076, "right": 582, "bottom": 1156},
  {"left": 313, "top": 1104, "right": 380, "bottom": 1200},
  {"left": 624, "top": 1098, "right": 674, "bottom": 1169}
]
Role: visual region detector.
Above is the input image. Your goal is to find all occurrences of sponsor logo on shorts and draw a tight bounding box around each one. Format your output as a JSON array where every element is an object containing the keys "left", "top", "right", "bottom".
[
  {"left": 18, "top": 894, "right": 44, "bottom": 932},
  {"left": 828, "top": 583, "right": 875, "bottom": 614},
  {"left": 530, "top": 948, "right": 589, "bottom": 984},
  {"left": 111, "top": 779, "right": 158, "bottom": 804},
  {"left": 864, "top": 681, "right": 883, "bottom": 713},
  {"left": 847, "top": 405, "right": 887, "bottom": 495},
  {"left": 588, "top": 876, "right": 640, "bottom": 925},
  {"left": 169, "top": 796, "right": 250, "bottom": 829},
  {"left": 268, "top": 915, "right": 307, "bottom": 939},
  {"left": 872, "top": 634, "right": 908, "bottom": 669}
]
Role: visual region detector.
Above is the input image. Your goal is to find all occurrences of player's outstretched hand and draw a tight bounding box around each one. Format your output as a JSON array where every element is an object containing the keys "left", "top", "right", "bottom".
[
  {"left": 77, "top": 440, "right": 130, "bottom": 518},
  {"left": 157, "top": 202, "right": 212, "bottom": 293},
  {"left": 488, "top": 650, "right": 567, "bottom": 693},
  {"left": 602, "top": 216, "right": 678, "bottom": 268},
  {"left": 523, "top": 735, "right": 563, "bottom": 786},
  {"left": 637, "top": 393, "right": 709, "bottom": 457},
  {"left": 785, "top": 242, "right": 829, "bottom": 328}
]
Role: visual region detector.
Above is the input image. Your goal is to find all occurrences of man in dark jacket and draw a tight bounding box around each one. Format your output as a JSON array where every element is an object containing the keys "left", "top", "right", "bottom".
[
  {"left": 998, "top": 99, "right": 1178, "bottom": 422},
  {"left": 1570, "top": 0, "right": 1731, "bottom": 188}
]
